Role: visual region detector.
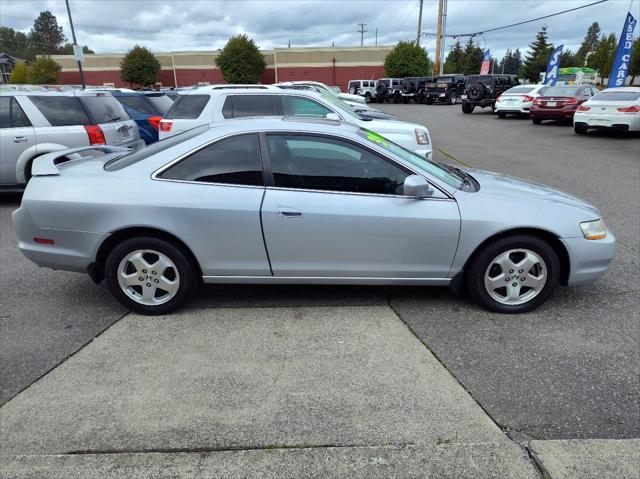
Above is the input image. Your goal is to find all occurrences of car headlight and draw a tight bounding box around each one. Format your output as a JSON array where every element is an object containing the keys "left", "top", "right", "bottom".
[
  {"left": 580, "top": 219, "right": 607, "bottom": 240},
  {"left": 415, "top": 128, "right": 430, "bottom": 145}
]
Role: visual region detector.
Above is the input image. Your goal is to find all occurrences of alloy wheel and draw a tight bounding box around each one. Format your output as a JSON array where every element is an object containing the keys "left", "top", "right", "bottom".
[
  {"left": 117, "top": 249, "right": 180, "bottom": 306},
  {"left": 483, "top": 249, "right": 547, "bottom": 306}
]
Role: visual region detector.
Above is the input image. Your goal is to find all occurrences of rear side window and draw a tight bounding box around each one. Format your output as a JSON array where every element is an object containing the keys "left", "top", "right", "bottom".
[
  {"left": 282, "top": 96, "right": 332, "bottom": 117},
  {"left": 145, "top": 95, "right": 173, "bottom": 115},
  {"left": 29, "top": 96, "right": 90, "bottom": 126},
  {"left": 165, "top": 95, "right": 210, "bottom": 119},
  {"left": 221, "top": 95, "right": 280, "bottom": 119},
  {"left": 0, "top": 97, "right": 9, "bottom": 128},
  {"left": 159, "top": 133, "right": 263, "bottom": 186},
  {"left": 79, "top": 96, "right": 129, "bottom": 123}
]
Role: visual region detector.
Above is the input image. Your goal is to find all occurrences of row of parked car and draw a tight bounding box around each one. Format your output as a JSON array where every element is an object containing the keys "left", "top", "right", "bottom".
[
  {"left": 0, "top": 81, "right": 432, "bottom": 189},
  {"left": 347, "top": 75, "right": 640, "bottom": 135}
]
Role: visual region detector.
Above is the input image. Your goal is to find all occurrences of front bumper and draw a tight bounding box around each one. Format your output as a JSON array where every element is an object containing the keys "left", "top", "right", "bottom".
[{"left": 561, "top": 231, "right": 617, "bottom": 285}]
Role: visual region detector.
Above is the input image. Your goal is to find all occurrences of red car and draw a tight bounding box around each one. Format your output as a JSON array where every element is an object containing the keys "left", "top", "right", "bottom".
[{"left": 530, "top": 85, "right": 598, "bottom": 124}]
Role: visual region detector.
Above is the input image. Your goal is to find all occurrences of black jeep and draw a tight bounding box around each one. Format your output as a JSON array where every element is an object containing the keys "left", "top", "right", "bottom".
[
  {"left": 400, "top": 77, "right": 435, "bottom": 103},
  {"left": 424, "top": 75, "right": 466, "bottom": 105},
  {"left": 461, "top": 74, "right": 520, "bottom": 113}
]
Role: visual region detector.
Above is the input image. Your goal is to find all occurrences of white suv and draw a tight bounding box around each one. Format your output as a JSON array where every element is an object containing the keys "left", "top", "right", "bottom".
[
  {"left": 348, "top": 80, "right": 378, "bottom": 103},
  {"left": 159, "top": 88, "right": 433, "bottom": 158}
]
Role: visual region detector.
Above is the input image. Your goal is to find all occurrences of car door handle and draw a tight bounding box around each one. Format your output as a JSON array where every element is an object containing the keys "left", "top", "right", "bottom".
[
  {"left": 13, "top": 136, "right": 28, "bottom": 143},
  {"left": 278, "top": 210, "right": 302, "bottom": 218}
]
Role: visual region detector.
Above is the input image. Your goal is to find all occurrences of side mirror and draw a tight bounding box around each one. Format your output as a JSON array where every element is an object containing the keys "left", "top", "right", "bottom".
[
  {"left": 403, "top": 175, "right": 433, "bottom": 198},
  {"left": 325, "top": 112, "right": 341, "bottom": 121}
]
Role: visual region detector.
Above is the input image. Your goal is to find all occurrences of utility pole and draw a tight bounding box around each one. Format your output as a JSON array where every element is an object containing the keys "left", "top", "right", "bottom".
[
  {"left": 434, "top": 0, "right": 444, "bottom": 76},
  {"left": 357, "top": 23, "right": 367, "bottom": 47},
  {"left": 375, "top": 28, "right": 378, "bottom": 46},
  {"left": 439, "top": 0, "right": 448, "bottom": 75},
  {"left": 416, "top": 0, "right": 424, "bottom": 45},
  {"left": 64, "top": 0, "right": 85, "bottom": 89}
]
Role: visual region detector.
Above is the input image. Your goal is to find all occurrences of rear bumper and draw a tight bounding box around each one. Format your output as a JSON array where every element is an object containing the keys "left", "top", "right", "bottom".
[
  {"left": 12, "top": 206, "right": 107, "bottom": 273},
  {"left": 561, "top": 232, "right": 616, "bottom": 286},
  {"left": 530, "top": 107, "right": 577, "bottom": 120},
  {"left": 574, "top": 112, "right": 640, "bottom": 132}
]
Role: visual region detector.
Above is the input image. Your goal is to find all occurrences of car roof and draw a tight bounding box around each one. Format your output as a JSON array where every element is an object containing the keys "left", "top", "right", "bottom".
[
  {"left": 182, "top": 87, "right": 330, "bottom": 101},
  {"left": 201, "top": 116, "right": 361, "bottom": 137},
  {"left": 600, "top": 87, "right": 640, "bottom": 93},
  {"left": 0, "top": 90, "right": 116, "bottom": 97},
  {"left": 192, "top": 84, "right": 279, "bottom": 91}
]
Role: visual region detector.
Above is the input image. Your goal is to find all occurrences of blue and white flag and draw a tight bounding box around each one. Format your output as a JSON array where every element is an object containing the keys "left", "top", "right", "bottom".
[
  {"left": 608, "top": 12, "right": 637, "bottom": 88},
  {"left": 544, "top": 45, "right": 563, "bottom": 86}
]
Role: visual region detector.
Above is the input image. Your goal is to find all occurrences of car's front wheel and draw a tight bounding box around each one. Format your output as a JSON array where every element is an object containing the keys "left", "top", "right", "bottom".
[
  {"left": 105, "top": 237, "right": 198, "bottom": 315},
  {"left": 465, "top": 235, "right": 560, "bottom": 313},
  {"left": 461, "top": 102, "right": 474, "bottom": 114}
]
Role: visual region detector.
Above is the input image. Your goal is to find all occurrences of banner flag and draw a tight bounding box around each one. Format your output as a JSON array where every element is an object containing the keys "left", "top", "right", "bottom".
[
  {"left": 544, "top": 45, "right": 563, "bottom": 85},
  {"left": 608, "top": 12, "right": 637, "bottom": 88},
  {"left": 480, "top": 49, "right": 491, "bottom": 74}
]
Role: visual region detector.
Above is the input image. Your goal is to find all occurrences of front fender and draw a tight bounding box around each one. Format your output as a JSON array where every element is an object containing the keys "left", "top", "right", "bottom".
[{"left": 16, "top": 143, "right": 80, "bottom": 184}]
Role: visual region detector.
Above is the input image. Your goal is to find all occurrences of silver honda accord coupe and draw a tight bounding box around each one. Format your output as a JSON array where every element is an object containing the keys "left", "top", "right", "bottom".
[{"left": 12, "top": 117, "right": 616, "bottom": 315}]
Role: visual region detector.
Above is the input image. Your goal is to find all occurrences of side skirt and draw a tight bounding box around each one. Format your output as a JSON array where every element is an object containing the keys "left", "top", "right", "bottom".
[{"left": 202, "top": 276, "right": 451, "bottom": 286}]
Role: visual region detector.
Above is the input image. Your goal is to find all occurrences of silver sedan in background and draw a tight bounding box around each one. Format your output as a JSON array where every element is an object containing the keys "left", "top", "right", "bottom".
[{"left": 12, "top": 117, "right": 615, "bottom": 315}]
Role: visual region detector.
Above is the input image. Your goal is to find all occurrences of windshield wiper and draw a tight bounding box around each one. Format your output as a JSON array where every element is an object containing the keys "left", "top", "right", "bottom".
[{"left": 438, "top": 162, "right": 474, "bottom": 189}]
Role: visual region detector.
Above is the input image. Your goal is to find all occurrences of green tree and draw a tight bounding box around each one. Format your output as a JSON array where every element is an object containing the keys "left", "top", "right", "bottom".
[
  {"left": 575, "top": 22, "right": 601, "bottom": 66},
  {"left": 57, "top": 43, "right": 95, "bottom": 55},
  {"left": 587, "top": 33, "right": 617, "bottom": 84},
  {"left": 215, "top": 34, "right": 266, "bottom": 83},
  {"left": 0, "top": 26, "right": 32, "bottom": 60},
  {"left": 28, "top": 56, "right": 60, "bottom": 83},
  {"left": 560, "top": 48, "right": 577, "bottom": 67},
  {"left": 629, "top": 37, "right": 640, "bottom": 84},
  {"left": 29, "top": 11, "right": 65, "bottom": 55},
  {"left": 120, "top": 45, "right": 161, "bottom": 87},
  {"left": 520, "top": 27, "right": 554, "bottom": 82},
  {"left": 461, "top": 38, "right": 483, "bottom": 75},
  {"left": 384, "top": 41, "right": 433, "bottom": 77},
  {"left": 444, "top": 41, "right": 464, "bottom": 74},
  {"left": 8, "top": 62, "right": 30, "bottom": 83}
]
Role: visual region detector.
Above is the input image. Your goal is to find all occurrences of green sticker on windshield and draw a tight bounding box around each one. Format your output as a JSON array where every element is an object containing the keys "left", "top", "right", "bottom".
[{"left": 365, "top": 130, "right": 390, "bottom": 147}]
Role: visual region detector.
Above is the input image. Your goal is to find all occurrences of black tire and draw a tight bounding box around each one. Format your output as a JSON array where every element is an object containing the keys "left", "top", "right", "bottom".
[
  {"left": 461, "top": 102, "right": 474, "bottom": 114},
  {"left": 448, "top": 92, "right": 457, "bottom": 105},
  {"left": 376, "top": 83, "right": 388, "bottom": 98},
  {"left": 365, "top": 92, "right": 372, "bottom": 103},
  {"left": 497, "top": 112, "right": 507, "bottom": 118},
  {"left": 392, "top": 92, "right": 401, "bottom": 104},
  {"left": 425, "top": 97, "right": 434, "bottom": 105},
  {"left": 402, "top": 96, "right": 409, "bottom": 104},
  {"left": 467, "top": 83, "right": 485, "bottom": 101},
  {"left": 465, "top": 235, "right": 560, "bottom": 314},
  {"left": 532, "top": 118, "right": 542, "bottom": 125},
  {"left": 574, "top": 124, "right": 588, "bottom": 134},
  {"left": 105, "top": 236, "right": 198, "bottom": 315}
]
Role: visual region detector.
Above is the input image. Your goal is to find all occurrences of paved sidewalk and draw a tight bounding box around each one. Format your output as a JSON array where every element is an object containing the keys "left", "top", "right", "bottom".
[{"left": 1, "top": 305, "right": 540, "bottom": 477}]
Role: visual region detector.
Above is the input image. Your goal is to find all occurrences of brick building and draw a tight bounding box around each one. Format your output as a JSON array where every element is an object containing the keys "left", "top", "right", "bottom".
[{"left": 50, "top": 45, "right": 392, "bottom": 91}]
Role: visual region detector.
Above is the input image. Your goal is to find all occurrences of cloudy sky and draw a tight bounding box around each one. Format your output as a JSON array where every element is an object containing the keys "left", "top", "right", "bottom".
[{"left": 0, "top": 0, "right": 635, "bottom": 59}]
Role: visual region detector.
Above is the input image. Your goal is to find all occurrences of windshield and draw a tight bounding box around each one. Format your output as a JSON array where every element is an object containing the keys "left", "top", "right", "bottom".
[
  {"left": 104, "top": 125, "right": 209, "bottom": 171},
  {"left": 592, "top": 90, "right": 640, "bottom": 101},
  {"left": 358, "top": 129, "right": 463, "bottom": 189},
  {"left": 543, "top": 86, "right": 580, "bottom": 96}
]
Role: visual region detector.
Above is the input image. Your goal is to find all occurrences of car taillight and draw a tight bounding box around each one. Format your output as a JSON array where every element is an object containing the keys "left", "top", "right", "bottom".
[
  {"left": 617, "top": 105, "right": 640, "bottom": 112},
  {"left": 84, "top": 124, "right": 106, "bottom": 145},
  {"left": 523, "top": 96, "right": 534, "bottom": 102},
  {"left": 495, "top": 95, "right": 501, "bottom": 102},
  {"left": 159, "top": 120, "right": 173, "bottom": 132},
  {"left": 576, "top": 105, "right": 591, "bottom": 111},
  {"left": 147, "top": 116, "right": 162, "bottom": 130},
  {"left": 532, "top": 98, "right": 543, "bottom": 105},
  {"left": 565, "top": 97, "right": 579, "bottom": 104}
]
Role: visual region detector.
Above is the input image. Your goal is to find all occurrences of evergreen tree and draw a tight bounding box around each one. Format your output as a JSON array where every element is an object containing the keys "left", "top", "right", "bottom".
[
  {"left": 444, "top": 41, "right": 464, "bottom": 74},
  {"left": 29, "top": 11, "right": 65, "bottom": 55},
  {"left": 0, "top": 26, "right": 32, "bottom": 60},
  {"left": 461, "top": 38, "right": 483, "bottom": 75},
  {"left": 215, "top": 35, "right": 267, "bottom": 84},
  {"left": 520, "top": 27, "right": 554, "bottom": 82},
  {"left": 575, "top": 22, "right": 601, "bottom": 66},
  {"left": 561, "top": 49, "right": 577, "bottom": 67},
  {"left": 629, "top": 37, "right": 640, "bottom": 84},
  {"left": 58, "top": 43, "right": 95, "bottom": 55},
  {"left": 587, "top": 33, "right": 617, "bottom": 84},
  {"left": 120, "top": 45, "right": 161, "bottom": 87},
  {"left": 384, "top": 41, "right": 433, "bottom": 77}
]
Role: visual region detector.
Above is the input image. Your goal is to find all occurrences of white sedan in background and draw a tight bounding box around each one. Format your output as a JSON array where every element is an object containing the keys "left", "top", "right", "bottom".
[
  {"left": 495, "top": 84, "right": 548, "bottom": 118},
  {"left": 574, "top": 87, "right": 640, "bottom": 134}
]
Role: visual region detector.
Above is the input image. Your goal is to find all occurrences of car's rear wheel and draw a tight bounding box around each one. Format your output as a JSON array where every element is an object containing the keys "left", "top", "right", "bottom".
[
  {"left": 448, "top": 92, "right": 457, "bottom": 105},
  {"left": 532, "top": 118, "right": 542, "bottom": 125},
  {"left": 466, "top": 235, "right": 560, "bottom": 313},
  {"left": 461, "top": 102, "right": 474, "bottom": 114},
  {"left": 105, "top": 237, "right": 197, "bottom": 315},
  {"left": 497, "top": 112, "right": 507, "bottom": 118},
  {"left": 574, "top": 124, "right": 588, "bottom": 134},
  {"left": 365, "top": 92, "right": 372, "bottom": 103}
]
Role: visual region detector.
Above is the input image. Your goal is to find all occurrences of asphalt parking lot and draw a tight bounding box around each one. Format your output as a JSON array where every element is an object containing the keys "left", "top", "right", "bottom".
[{"left": 1, "top": 101, "right": 638, "bottom": 455}]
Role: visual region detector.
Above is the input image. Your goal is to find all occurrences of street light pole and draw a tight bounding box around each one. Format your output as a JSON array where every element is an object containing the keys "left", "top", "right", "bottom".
[
  {"left": 64, "top": 0, "right": 85, "bottom": 89},
  {"left": 416, "top": 0, "right": 424, "bottom": 45}
]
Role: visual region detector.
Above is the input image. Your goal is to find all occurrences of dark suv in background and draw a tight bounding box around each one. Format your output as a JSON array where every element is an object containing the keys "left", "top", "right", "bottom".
[
  {"left": 400, "top": 77, "right": 434, "bottom": 103},
  {"left": 424, "top": 75, "right": 466, "bottom": 105},
  {"left": 462, "top": 74, "right": 520, "bottom": 113},
  {"left": 375, "top": 78, "right": 403, "bottom": 103}
]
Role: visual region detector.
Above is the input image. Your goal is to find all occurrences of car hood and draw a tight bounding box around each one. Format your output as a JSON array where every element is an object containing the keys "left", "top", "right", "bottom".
[
  {"left": 339, "top": 92, "right": 366, "bottom": 103},
  {"left": 361, "top": 118, "right": 424, "bottom": 133},
  {"left": 463, "top": 168, "right": 600, "bottom": 216}
]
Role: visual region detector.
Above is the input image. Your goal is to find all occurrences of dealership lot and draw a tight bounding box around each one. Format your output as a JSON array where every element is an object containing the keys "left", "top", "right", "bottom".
[{"left": 1, "top": 103, "right": 638, "bottom": 475}]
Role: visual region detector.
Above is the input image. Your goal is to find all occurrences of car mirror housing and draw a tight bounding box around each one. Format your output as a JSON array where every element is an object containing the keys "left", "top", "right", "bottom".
[
  {"left": 325, "top": 112, "right": 341, "bottom": 121},
  {"left": 403, "top": 175, "right": 433, "bottom": 198}
]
